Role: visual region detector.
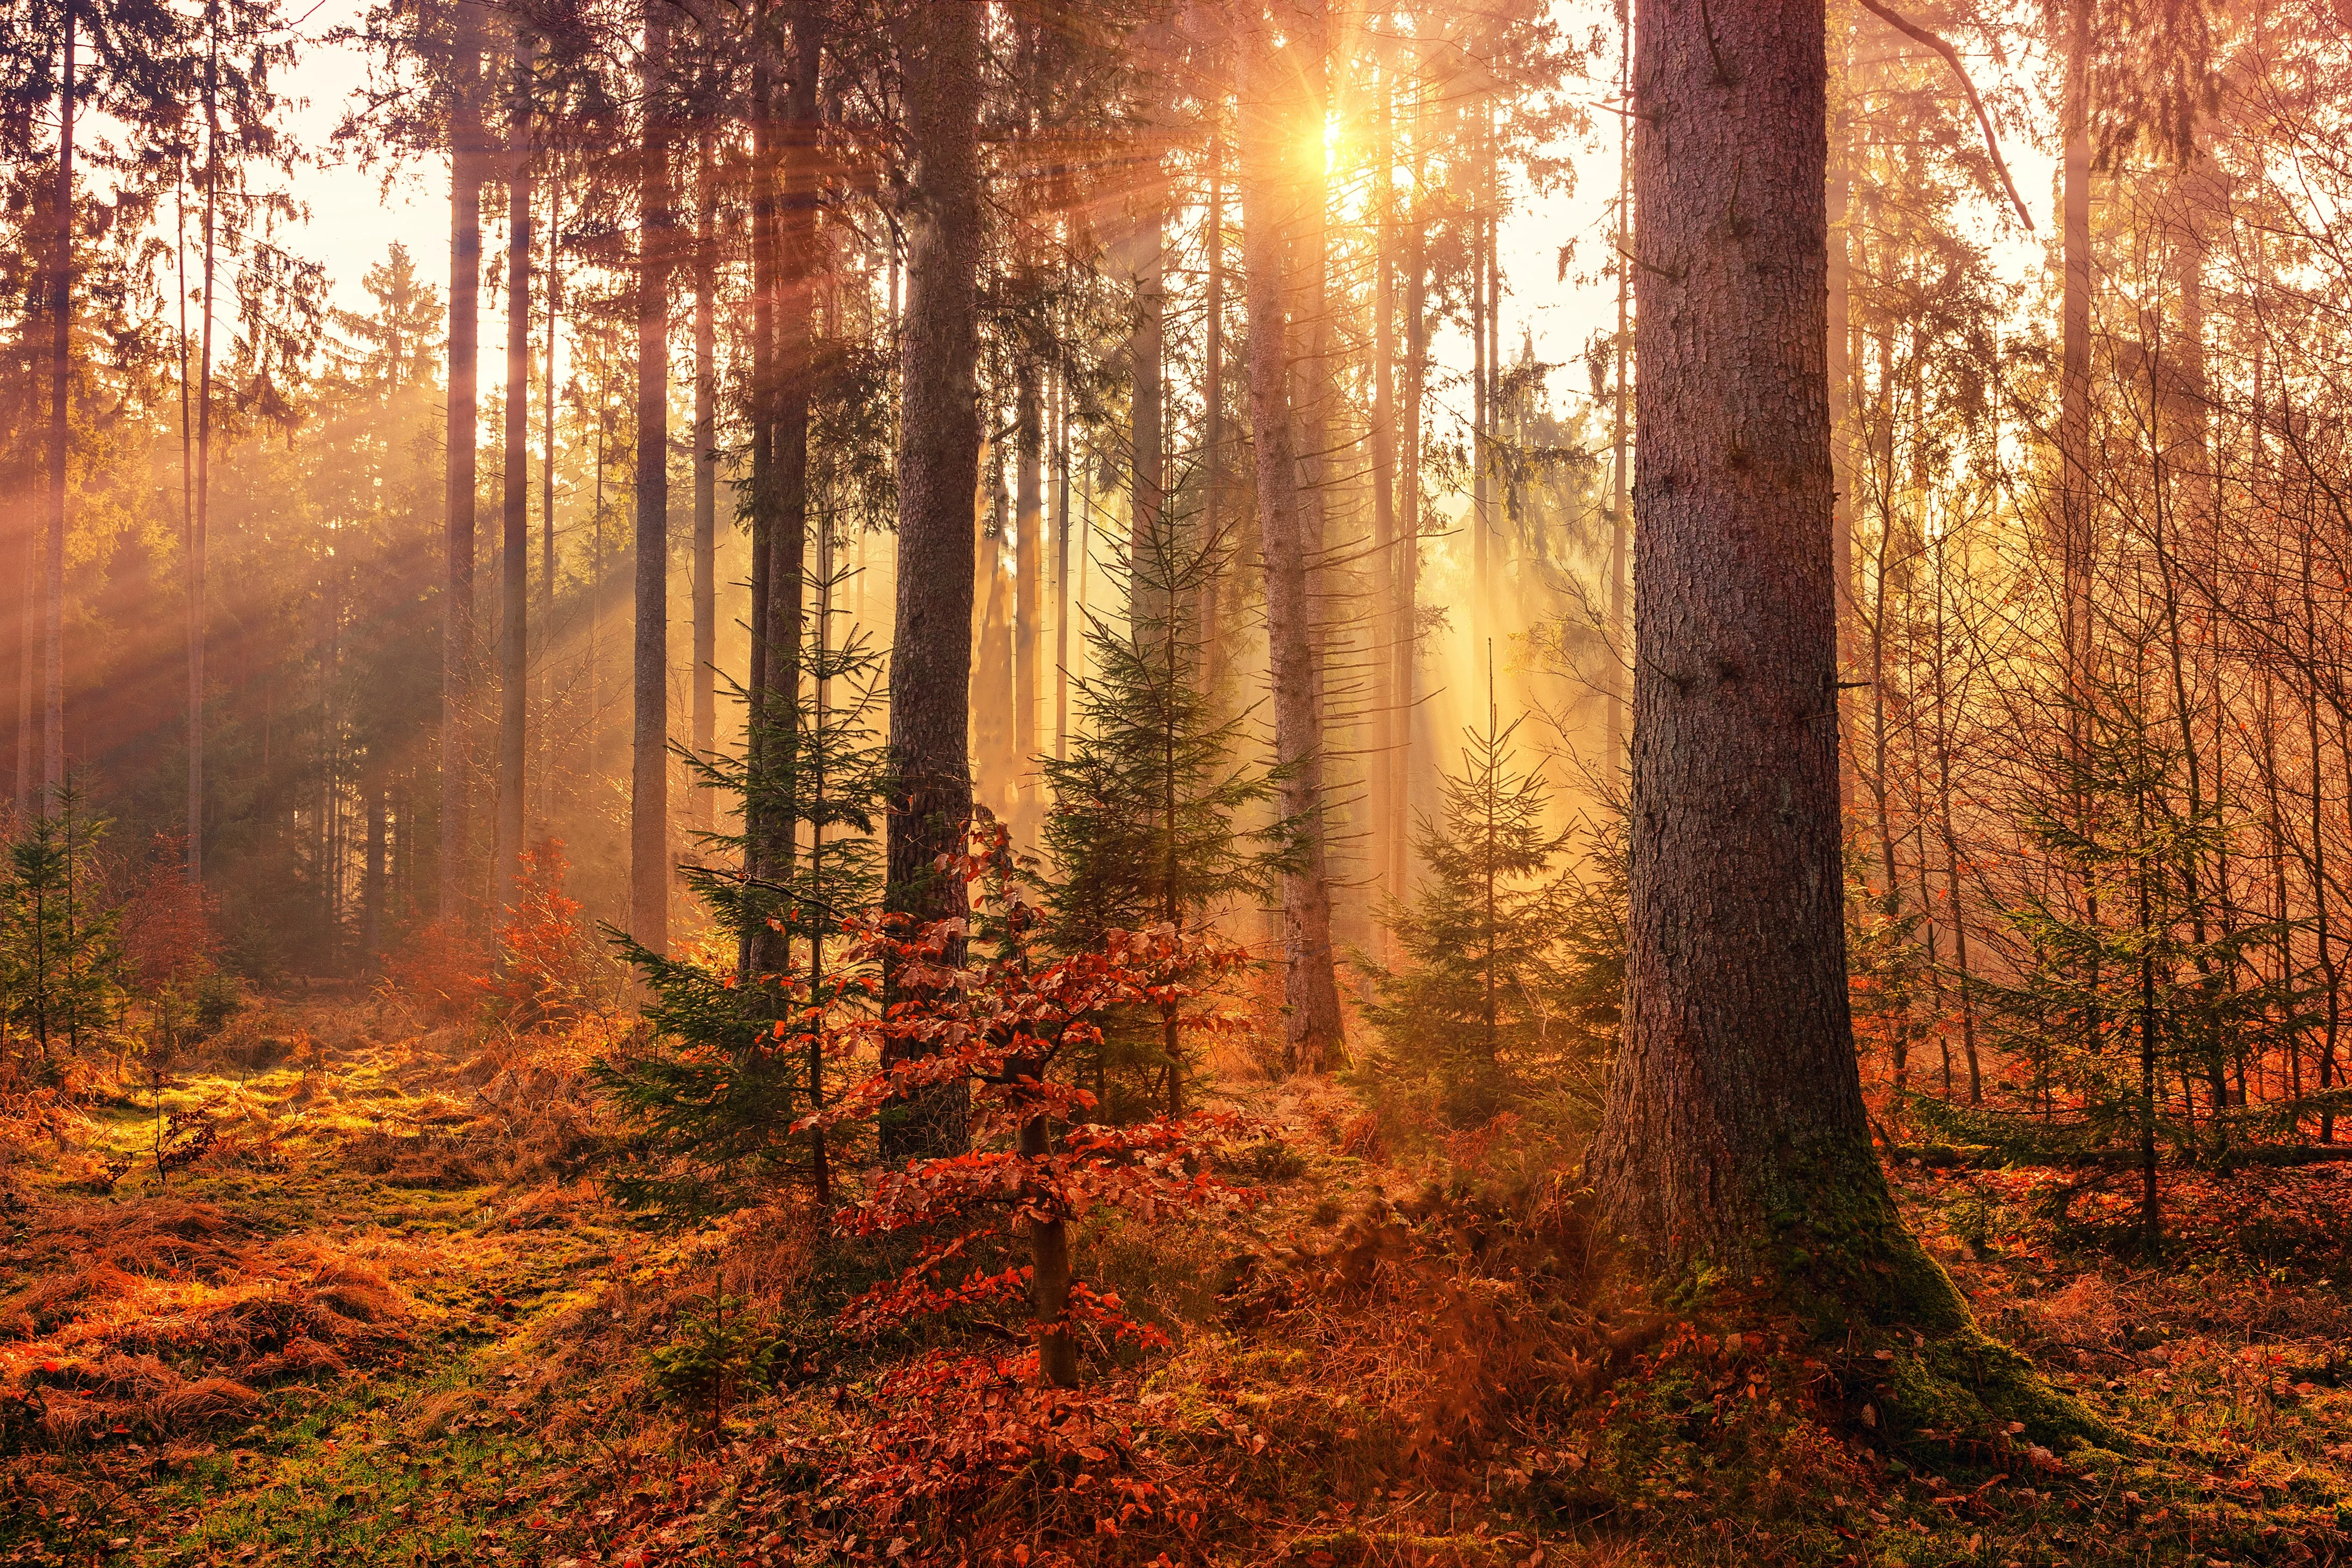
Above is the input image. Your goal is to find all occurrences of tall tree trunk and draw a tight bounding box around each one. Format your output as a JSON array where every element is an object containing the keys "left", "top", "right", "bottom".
[
  {"left": 2060, "top": 8, "right": 2093, "bottom": 795},
  {"left": 540, "top": 172, "right": 559, "bottom": 831},
  {"left": 751, "top": 1, "right": 822, "bottom": 991},
  {"left": 1241, "top": 3, "right": 1345, "bottom": 1076},
  {"left": 496, "top": 30, "right": 534, "bottom": 913},
  {"left": 1016, "top": 356, "right": 1042, "bottom": 789},
  {"left": 442, "top": 0, "right": 485, "bottom": 918},
  {"left": 191, "top": 42, "right": 221, "bottom": 878},
  {"left": 881, "top": 0, "right": 983, "bottom": 1160},
  {"left": 1053, "top": 367, "right": 1071, "bottom": 760},
  {"left": 692, "top": 128, "right": 717, "bottom": 837},
  {"left": 1370, "top": 59, "right": 1397, "bottom": 912},
  {"left": 1588, "top": 0, "right": 1915, "bottom": 1301},
  {"left": 632, "top": 0, "right": 674, "bottom": 954},
  {"left": 1393, "top": 77, "right": 1427, "bottom": 913},
  {"left": 43, "top": 0, "right": 75, "bottom": 811},
  {"left": 1200, "top": 108, "right": 1226, "bottom": 701},
  {"left": 740, "top": 53, "right": 778, "bottom": 988},
  {"left": 1608, "top": 5, "right": 1632, "bottom": 769}
]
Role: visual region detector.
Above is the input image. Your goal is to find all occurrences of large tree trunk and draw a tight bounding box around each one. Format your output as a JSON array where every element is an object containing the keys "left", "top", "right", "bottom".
[
  {"left": 631, "top": 0, "right": 674, "bottom": 954},
  {"left": 43, "top": 2, "right": 75, "bottom": 810},
  {"left": 496, "top": 30, "right": 534, "bottom": 913},
  {"left": 1240, "top": 3, "right": 1345, "bottom": 1077},
  {"left": 1587, "top": 0, "right": 1907, "bottom": 1303},
  {"left": 441, "top": 0, "right": 485, "bottom": 918},
  {"left": 880, "top": 0, "right": 983, "bottom": 1161}
]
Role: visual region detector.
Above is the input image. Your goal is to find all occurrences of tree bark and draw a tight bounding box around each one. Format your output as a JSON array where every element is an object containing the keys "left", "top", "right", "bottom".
[
  {"left": 1240, "top": 3, "right": 1345, "bottom": 1076},
  {"left": 1587, "top": 0, "right": 1904, "bottom": 1297},
  {"left": 496, "top": 30, "right": 534, "bottom": 913},
  {"left": 632, "top": 0, "right": 674, "bottom": 955},
  {"left": 442, "top": 0, "right": 485, "bottom": 918},
  {"left": 881, "top": 0, "right": 983, "bottom": 1160}
]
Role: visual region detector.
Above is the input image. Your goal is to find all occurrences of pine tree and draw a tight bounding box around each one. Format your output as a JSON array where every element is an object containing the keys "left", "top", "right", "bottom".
[
  {"left": 1363, "top": 671, "right": 1601, "bottom": 1127},
  {"left": 1919, "top": 661, "right": 2304, "bottom": 1257},
  {"left": 1038, "top": 524, "right": 1287, "bottom": 1120},
  {"left": 1, "top": 782, "right": 123, "bottom": 1075},
  {"left": 598, "top": 561, "right": 886, "bottom": 1216}
]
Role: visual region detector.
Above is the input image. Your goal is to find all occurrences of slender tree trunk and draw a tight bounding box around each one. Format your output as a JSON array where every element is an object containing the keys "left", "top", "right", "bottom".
[
  {"left": 692, "top": 129, "right": 717, "bottom": 837},
  {"left": 365, "top": 784, "right": 387, "bottom": 968},
  {"left": 540, "top": 171, "right": 559, "bottom": 831},
  {"left": 2060, "top": 10, "right": 2093, "bottom": 796},
  {"left": 1201, "top": 108, "right": 1226, "bottom": 701},
  {"left": 1589, "top": 0, "right": 1910, "bottom": 1297},
  {"left": 881, "top": 0, "right": 982, "bottom": 1160},
  {"left": 740, "top": 54, "right": 778, "bottom": 987},
  {"left": 43, "top": 1, "right": 76, "bottom": 810},
  {"left": 442, "top": 0, "right": 485, "bottom": 918},
  {"left": 754, "top": 1, "right": 822, "bottom": 988},
  {"left": 1016, "top": 359, "right": 1041, "bottom": 791},
  {"left": 192, "top": 48, "right": 221, "bottom": 879},
  {"left": 1370, "top": 62, "right": 1397, "bottom": 912},
  {"left": 1241, "top": 4, "right": 1344, "bottom": 1076},
  {"left": 632, "top": 0, "right": 674, "bottom": 954},
  {"left": 496, "top": 30, "right": 534, "bottom": 913},
  {"left": 1394, "top": 86, "right": 1427, "bottom": 908},
  {"left": 1609, "top": 6, "right": 1632, "bottom": 769},
  {"left": 1054, "top": 368, "right": 1071, "bottom": 760}
]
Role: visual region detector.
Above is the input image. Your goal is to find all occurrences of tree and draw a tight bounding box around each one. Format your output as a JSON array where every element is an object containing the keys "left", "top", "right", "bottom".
[
  {"left": 1363, "top": 676, "right": 1603, "bottom": 1127},
  {"left": 1038, "top": 527, "right": 1286, "bottom": 1120},
  {"left": 1583, "top": 1, "right": 2094, "bottom": 1447},
  {"left": 881, "top": 0, "right": 984, "bottom": 1161},
  {"left": 441, "top": 0, "right": 486, "bottom": 923},
  {"left": 631, "top": 0, "right": 675, "bottom": 955},
  {"left": 1237, "top": 0, "right": 1346, "bottom": 1076}
]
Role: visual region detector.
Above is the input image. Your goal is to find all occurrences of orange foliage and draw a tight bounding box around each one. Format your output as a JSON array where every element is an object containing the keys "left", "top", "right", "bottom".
[
  {"left": 487, "top": 841, "right": 597, "bottom": 1029},
  {"left": 117, "top": 838, "right": 218, "bottom": 993}
]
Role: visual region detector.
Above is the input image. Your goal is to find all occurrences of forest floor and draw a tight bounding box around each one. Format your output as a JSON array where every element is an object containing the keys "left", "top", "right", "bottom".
[{"left": 2, "top": 994, "right": 2350, "bottom": 1567}]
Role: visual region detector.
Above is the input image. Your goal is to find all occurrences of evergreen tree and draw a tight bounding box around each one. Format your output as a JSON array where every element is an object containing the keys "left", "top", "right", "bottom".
[
  {"left": 1920, "top": 663, "right": 2304, "bottom": 1256},
  {"left": 597, "top": 561, "right": 886, "bottom": 1216},
  {"left": 1038, "top": 524, "right": 1287, "bottom": 1119},
  {"left": 1, "top": 783, "right": 123, "bottom": 1074},
  {"left": 1364, "top": 671, "right": 1609, "bottom": 1127}
]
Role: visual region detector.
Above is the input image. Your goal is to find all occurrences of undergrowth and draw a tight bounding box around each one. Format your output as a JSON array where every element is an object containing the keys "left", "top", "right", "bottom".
[{"left": 1, "top": 1003, "right": 2348, "bottom": 1566}]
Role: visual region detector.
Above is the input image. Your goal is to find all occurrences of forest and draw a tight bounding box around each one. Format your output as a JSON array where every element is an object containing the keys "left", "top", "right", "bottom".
[{"left": 4, "top": 0, "right": 2352, "bottom": 1563}]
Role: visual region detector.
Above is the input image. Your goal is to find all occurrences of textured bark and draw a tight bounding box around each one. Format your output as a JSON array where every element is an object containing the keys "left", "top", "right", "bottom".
[
  {"left": 1587, "top": 0, "right": 1884, "bottom": 1282},
  {"left": 496, "top": 32, "right": 534, "bottom": 914},
  {"left": 631, "top": 0, "right": 674, "bottom": 954},
  {"left": 880, "top": 0, "right": 982, "bottom": 1161},
  {"left": 1239, "top": 7, "right": 1345, "bottom": 1076},
  {"left": 440, "top": 0, "right": 485, "bottom": 915}
]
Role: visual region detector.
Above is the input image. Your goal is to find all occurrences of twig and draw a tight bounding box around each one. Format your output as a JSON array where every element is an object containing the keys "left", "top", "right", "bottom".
[{"left": 1855, "top": 0, "right": 2036, "bottom": 232}]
